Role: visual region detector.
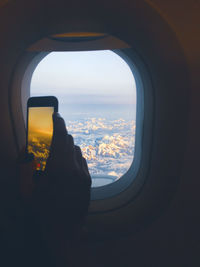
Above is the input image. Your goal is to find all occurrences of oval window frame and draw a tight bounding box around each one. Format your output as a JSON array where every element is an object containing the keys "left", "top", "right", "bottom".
[{"left": 10, "top": 37, "right": 154, "bottom": 213}]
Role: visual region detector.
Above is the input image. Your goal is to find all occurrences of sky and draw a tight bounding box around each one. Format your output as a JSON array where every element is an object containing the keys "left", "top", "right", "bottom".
[
  {"left": 28, "top": 107, "right": 53, "bottom": 135},
  {"left": 30, "top": 50, "right": 136, "bottom": 106}
]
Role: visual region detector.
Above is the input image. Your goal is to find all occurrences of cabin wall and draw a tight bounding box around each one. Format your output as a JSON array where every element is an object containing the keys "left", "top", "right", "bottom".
[
  {"left": 81, "top": 2, "right": 200, "bottom": 266},
  {"left": 0, "top": 0, "right": 199, "bottom": 266}
]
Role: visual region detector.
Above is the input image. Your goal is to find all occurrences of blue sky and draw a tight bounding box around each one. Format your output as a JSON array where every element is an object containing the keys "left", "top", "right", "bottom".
[{"left": 31, "top": 50, "right": 136, "bottom": 105}]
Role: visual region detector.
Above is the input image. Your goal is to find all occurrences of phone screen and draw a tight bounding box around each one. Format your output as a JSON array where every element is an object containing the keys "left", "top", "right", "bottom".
[{"left": 27, "top": 106, "right": 54, "bottom": 171}]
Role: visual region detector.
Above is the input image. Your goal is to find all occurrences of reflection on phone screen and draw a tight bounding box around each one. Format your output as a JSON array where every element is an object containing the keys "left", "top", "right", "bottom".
[{"left": 28, "top": 107, "right": 54, "bottom": 171}]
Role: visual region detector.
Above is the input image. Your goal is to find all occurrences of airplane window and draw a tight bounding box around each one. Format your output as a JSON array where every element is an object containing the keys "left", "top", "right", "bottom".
[{"left": 30, "top": 50, "right": 136, "bottom": 187}]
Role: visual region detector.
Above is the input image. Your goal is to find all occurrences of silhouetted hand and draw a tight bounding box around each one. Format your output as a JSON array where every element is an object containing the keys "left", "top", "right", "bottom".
[
  {"left": 19, "top": 113, "right": 91, "bottom": 265},
  {"left": 33, "top": 113, "right": 91, "bottom": 235}
]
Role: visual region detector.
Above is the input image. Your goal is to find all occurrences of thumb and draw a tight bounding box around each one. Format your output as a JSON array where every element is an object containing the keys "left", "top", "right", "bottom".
[
  {"left": 53, "top": 112, "right": 67, "bottom": 136},
  {"left": 50, "top": 112, "right": 68, "bottom": 156}
]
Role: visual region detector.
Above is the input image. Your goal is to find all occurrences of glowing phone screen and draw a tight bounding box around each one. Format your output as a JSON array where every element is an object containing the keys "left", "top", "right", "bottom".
[{"left": 27, "top": 106, "right": 54, "bottom": 171}]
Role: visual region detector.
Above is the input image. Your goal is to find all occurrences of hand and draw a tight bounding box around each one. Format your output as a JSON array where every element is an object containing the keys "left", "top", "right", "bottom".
[
  {"left": 18, "top": 113, "right": 91, "bottom": 265},
  {"left": 33, "top": 113, "right": 91, "bottom": 236}
]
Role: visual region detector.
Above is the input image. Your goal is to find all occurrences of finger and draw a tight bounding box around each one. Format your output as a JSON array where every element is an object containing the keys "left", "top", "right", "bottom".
[
  {"left": 50, "top": 113, "right": 68, "bottom": 156},
  {"left": 67, "top": 134, "right": 75, "bottom": 155},
  {"left": 82, "top": 157, "right": 92, "bottom": 186},
  {"left": 74, "top": 145, "right": 83, "bottom": 168},
  {"left": 25, "top": 153, "right": 35, "bottom": 162},
  {"left": 82, "top": 157, "right": 89, "bottom": 175},
  {"left": 53, "top": 112, "right": 68, "bottom": 136},
  {"left": 17, "top": 149, "right": 34, "bottom": 164},
  {"left": 67, "top": 135, "right": 76, "bottom": 165}
]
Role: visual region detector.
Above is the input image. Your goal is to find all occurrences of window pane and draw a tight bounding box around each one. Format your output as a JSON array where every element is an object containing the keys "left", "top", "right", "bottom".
[{"left": 31, "top": 50, "right": 136, "bottom": 187}]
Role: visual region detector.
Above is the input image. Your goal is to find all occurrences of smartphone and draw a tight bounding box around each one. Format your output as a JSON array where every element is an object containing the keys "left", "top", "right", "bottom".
[{"left": 26, "top": 96, "right": 58, "bottom": 171}]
